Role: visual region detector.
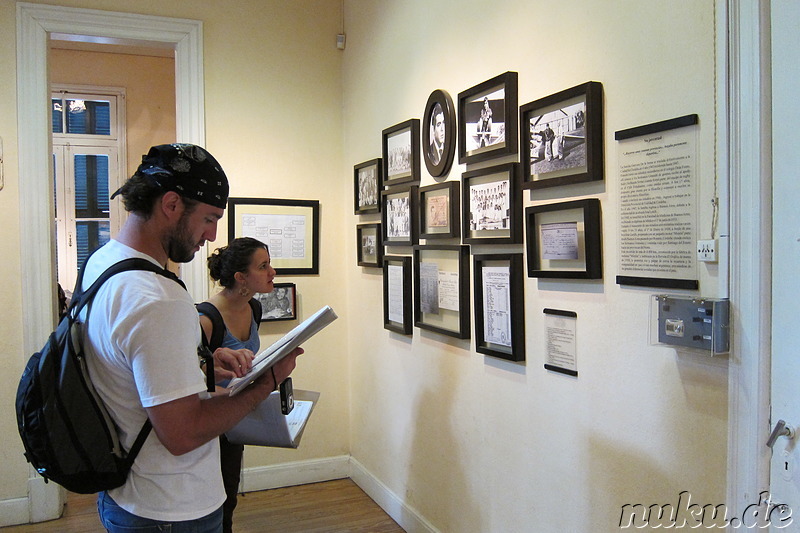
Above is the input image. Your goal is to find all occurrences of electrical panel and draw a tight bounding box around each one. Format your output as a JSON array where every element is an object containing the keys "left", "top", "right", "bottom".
[{"left": 651, "top": 295, "right": 730, "bottom": 355}]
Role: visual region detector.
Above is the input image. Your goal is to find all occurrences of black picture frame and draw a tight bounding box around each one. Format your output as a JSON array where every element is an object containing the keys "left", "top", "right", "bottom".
[
  {"left": 255, "top": 282, "right": 297, "bottom": 322},
  {"left": 525, "top": 198, "right": 602, "bottom": 279},
  {"left": 457, "top": 71, "right": 518, "bottom": 165},
  {"left": 473, "top": 253, "right": 525, "bottom": 362},
  {"left": 413, "top": 244, "right": 470, "bottom": 339},
  {"left": 520, "top": 81, "right": 604, "bottom": 190},
  {"left": 462, "top": 163, "right": 522, "bottom": 244},
  {"left": 354, "top": 158, "right": 382, "bottom": 214},
  {"left": 356, "top": 223, "right": 383, "bottom": 267},
  {"left": 382, "top": 119, "right": 421, "bottom": 187},
  {"left": 383, "top": 255, "right": 413, "bottom": 335},
  {"left": 419, "top": 181, "right": 460, "bottom": 240},
  {"left": 422, "top": 89, "right": 456, "bottom": 178},
  {"left": 228, "top": 197, "right": 319, "bottom": 275},
  {"left": 381, "top": 185, "right": 419, "bottom": 246}
]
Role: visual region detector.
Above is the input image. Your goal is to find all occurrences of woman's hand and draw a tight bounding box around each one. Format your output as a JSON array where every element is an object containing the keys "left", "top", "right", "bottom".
[{"left": 213, "top": 347, "right": 255, "bottom": 382}]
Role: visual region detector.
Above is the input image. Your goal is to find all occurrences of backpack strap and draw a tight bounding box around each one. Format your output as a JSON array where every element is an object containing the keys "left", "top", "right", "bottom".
[
  {"left": 196, "top": 302, "right": 225, "bottom": 352},
  {"left": 72, "top": 256, "right": 188, "bottom": 465},
  {"left": 249, "top": 298, "right": 263, "bottom": 328}
]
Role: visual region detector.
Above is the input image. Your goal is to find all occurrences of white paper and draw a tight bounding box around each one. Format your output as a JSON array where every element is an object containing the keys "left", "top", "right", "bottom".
[
  {"left": 420, "top": 262, "right": 439, "bottom": 314},
  {"left": 482, "top": 266, "right": 511, "bottom": 346},
  {"left": 225, "top": 390, "right": 317, "bottom": 448},
  {"left": 241, "top": 213, "right": 307, "bottom": 260},
  {"left": 437, "top": 270, "right": 460, "bottom": 311},
  {"left": 540, "top": 222, "right": 579, "bottom": 260},
  {"left": 387, "top": 264, "right": 404, "bottom": 323},
  {"left": 545, "top": 313, "right": 577, "bottom": 372}
]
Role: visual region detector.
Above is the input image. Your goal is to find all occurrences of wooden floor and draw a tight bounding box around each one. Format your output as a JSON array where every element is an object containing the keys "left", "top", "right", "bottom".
[{"left": 1, "top": 479, "right": 405, "bottom": 533}]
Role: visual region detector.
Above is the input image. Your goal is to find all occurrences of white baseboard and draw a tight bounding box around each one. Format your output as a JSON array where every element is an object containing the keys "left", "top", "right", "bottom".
[
  {"left": 348, "top": 458, "right": 439, "bottom": 533},
  {"left": 0, "top": 496, "right": 31, "bottom": 527},
  {"left": 240, "top": 454, "right": 351, "bottom": 493}
]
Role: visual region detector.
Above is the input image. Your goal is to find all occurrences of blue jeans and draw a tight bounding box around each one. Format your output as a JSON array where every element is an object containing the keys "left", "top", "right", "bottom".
[{"left": 97, "top": 491, "right": 223, "bottom": 533}]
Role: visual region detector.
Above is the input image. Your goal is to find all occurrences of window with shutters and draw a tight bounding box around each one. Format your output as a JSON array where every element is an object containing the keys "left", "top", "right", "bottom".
[{"left": 52, "top": 86, "right": 126, "bottom": 291}]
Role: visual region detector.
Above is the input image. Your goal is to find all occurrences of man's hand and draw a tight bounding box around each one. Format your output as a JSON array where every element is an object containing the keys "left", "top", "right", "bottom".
[{"left": 213, "top": 347, "right": 254, "bottom": 382}]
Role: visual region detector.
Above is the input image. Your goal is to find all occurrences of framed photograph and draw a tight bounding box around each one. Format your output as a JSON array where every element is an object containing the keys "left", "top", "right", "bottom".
[
  {"left": 383, "top": 255, "right": 412, "bottom": 335},
  {"left": 354, "top": 158, "right": 382, "bottom": 214},
  {"left": 382, "top": 119, "right": 420, "bottom": 187},
  {"left": 458, "top": 71, "right": 518, "bottom": 165},
  {"left": 381, "top": 185, "right": 418, "bottom": 246},
  {"left": 462, "top": 163, "right": 522, "bottom": 244},
  {"left": 525, "top": 198, "right": 602, "bottom": 279},
  {"left": 422, "top": 89, "right": 456, "bottom": 178},
  {"left": 419, "top": 181, "right": 460, "bottom": 240},
  {"left": 356, "top": 223, "right": 383, "bottom": 267},
  {"left": 413, "top": 244, "right": 470, "bottom": 339},
  {"left": 255, "top": 282, "right": 297, "bottom": 322},
  {"left": 520, "top": 81, "right": 604, "bottom": 190},
  {"left": 473, "top": 254, "right": 525, "bottom": 362},
  {"left": 228, "top": 197, "right": 319, "bottom": 275}
]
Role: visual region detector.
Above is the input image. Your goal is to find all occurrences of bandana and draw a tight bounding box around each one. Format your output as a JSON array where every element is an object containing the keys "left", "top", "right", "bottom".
[{"left": 112, "top": 143, "right": 229, "bottom": 209}]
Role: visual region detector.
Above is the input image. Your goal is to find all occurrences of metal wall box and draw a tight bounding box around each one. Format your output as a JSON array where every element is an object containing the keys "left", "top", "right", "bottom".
[{"left": 652, "top": 295, "right": 730, "bottom": 355}]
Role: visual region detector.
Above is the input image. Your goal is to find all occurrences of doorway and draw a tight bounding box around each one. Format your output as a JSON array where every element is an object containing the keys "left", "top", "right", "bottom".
[{"left": 16, "top": 3, "right": 205, "bottom": 523}]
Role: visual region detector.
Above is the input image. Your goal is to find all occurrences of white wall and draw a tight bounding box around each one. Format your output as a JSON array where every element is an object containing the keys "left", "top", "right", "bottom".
[{"left": 342, "top": 1, "right": 726, "bottom": 531}]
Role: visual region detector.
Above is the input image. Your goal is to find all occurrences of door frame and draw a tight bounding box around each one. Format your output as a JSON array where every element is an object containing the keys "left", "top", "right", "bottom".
[
  {"left": 725, "top": 0, "right": 773, "bottom": 519},
  {"left": 16, "top": 2, "right": 207, "bottom": 522}
]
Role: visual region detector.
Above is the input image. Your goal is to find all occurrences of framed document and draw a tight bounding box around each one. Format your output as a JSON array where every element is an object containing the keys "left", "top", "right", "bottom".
[
  {"left": 473, "top": 254, "right": 525, "bottom": 362},
  {"left": 419, "top": 181, "right": 460, "bottom": 240},
  {"left": 413, "top": 244, "right": 470, "bottom": 339},
  {"left": 383, "top": 255, "right": 412, "bottom": 335}
]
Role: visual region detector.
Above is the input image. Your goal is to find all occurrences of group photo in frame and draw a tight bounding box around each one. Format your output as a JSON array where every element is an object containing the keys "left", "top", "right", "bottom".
[
  {"left": 228, "top": 197, "right": 320, "bottom": 275},
  {"left": 382, "top": 119, "right": 420, "bottom": 187},
  {"left": 461, "top": 163, "right": 521, "bottom": 245},
  {"left": 354, "top": 158, "right": 382, "bottom": 214},
  {"left": 356, "top": 223, "right": 383, "bottom": 267},
  {"left": 473, "top": 253, "right": 525, "bottom": 362},
  {"left": 520, "top": 81, "right": 604, "bottom": 190},
  {"left": 413, "top": 244, "right": 470, "bottom": 339},
  {"left": 422, "top": 89, "right": 456, "bottom": 178},
  {"left": 525, "top": 198, "right": 603, "bottom": 279},
  {"left": 419, "top": 181, "right": 460, "bottom": 240},
  {"left": 383, "top": 255, "right": 413, "bottom": 335},
  {"left": 381, "top": 185, "right": 419, "bottom": 246},
  {"left": 458, "top": 71, "right": 518, "bottom": 165},
  {"left": 255, "top": 282, "right": 297, "bottom": 322}
]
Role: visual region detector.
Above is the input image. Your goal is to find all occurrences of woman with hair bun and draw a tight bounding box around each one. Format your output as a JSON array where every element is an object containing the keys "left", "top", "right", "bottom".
[{"left": 199, "top": 236, "right": 284, "bottom": 533}]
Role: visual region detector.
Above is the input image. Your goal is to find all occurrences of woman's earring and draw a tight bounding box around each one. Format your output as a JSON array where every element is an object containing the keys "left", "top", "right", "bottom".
[{"left": 238, "top": 285, "right": 249, "bottom": 297}]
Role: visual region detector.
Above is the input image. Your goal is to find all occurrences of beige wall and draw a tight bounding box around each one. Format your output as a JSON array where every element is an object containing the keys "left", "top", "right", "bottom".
[
  {"left": 2, "top": 0, "right": 727, "bottom": 531},
  {"left": 49, "top": 47, "right": 177, "bottom": 179},
  {"left": 342, "top": 1, "right": 726, "bottom": 532}
]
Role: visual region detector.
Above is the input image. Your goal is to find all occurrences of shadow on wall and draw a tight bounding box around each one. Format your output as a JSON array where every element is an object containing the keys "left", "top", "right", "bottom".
[{"left": 404, "top": 339, "right": 483, "bottom": 532}]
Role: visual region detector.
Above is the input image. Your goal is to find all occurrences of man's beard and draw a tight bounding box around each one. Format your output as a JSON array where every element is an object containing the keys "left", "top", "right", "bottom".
[{"left": 165, "top": 211, "right": 199, "bottom": 263}]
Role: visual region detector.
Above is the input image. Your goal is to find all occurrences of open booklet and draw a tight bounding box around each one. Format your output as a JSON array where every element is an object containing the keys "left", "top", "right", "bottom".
[
  {"left": 226, "top": 305, "right": 338, "bottom": 396},
  {"left": 225, "top": 389, "right": 320, "bottom": 448}
]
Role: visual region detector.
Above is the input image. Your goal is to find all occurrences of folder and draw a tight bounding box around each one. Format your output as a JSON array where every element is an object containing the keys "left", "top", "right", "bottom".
[{"left": 225, "top": 389, "right": 320, "bottom": 448}]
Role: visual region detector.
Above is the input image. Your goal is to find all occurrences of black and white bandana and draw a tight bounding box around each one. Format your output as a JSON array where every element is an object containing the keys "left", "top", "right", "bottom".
[{"left": 113, "top": 143, "right": 230, "bottom": 209}]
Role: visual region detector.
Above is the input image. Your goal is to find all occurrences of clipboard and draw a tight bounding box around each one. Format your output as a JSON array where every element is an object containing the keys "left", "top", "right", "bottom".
[{"left": 225, "top": 389, "right": 320, "bottom": 448}]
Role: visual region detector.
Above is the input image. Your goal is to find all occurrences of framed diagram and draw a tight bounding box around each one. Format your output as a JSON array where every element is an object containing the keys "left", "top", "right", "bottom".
[
  {"left": 381, "top": 185, "right": 419, "bottom": 246},
  {"left": 354, "top": 158, "right": 382, "bottom": 214},
  {"left": 382, "top": 119, "right": 421, "bottom": 187},
  {"left": 473, "top": 253, "right": 525, "bottom": 362},
  {"left": 419, "top": 181, "right": 460, "bottom": 240},
  {"left": 458, "top": 71, "right": 518, "bottom": 165},
  {"left": 383, "top": 255, "right": 413, "bottom": 335},
  {"left": 255, "top": 282, "right": 296, "bottom": 322},
  {"left": 228, "top": 197, "right": 319, "bottom": 275},
  {"left": 520, "top": 81, "right": 604, "bottom": 190},
  {"left": 525, "top": 198, "right": 602, "bottom": 279},
  {"left": 461, "top": 163, "right": 522, "bottom": 244},
  {"left": 422, "top": 89, "right": 456, "bottom": 178},
  {"left": 413, "top": 244, "right": 470, "bottom": 339},
  {"left": 357, "top": 223, "right": 383, "bottom": 267}
]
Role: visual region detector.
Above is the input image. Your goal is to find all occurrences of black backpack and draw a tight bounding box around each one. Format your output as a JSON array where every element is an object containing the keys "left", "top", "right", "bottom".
[{"left": 15, "top": 258, "right": 186, "bottom": 494}]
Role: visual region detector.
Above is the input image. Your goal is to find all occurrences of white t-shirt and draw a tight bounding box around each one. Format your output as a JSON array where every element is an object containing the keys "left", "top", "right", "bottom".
[{"left": 81, "top": 240, "right": 225, "bottom": 521}]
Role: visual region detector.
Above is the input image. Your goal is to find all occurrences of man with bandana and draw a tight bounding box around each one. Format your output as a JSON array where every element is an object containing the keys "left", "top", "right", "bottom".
[{"left": 82, "top": 144, "right": 303, "bottom": 532}]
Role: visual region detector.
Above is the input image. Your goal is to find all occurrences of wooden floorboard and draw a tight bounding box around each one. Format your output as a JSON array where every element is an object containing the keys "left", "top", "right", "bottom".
[{"left": 0, "top": 479, "right": 405, "bottom": 533}]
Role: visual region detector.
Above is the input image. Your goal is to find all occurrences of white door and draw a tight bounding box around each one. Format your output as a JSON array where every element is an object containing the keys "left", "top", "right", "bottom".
[{"left": 769, "top": 0, "right": 800, "bottom": 527}]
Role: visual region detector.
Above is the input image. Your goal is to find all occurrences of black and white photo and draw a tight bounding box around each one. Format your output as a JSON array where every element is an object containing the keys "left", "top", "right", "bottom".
[
  {"left": 354, "top": 158, "right": 382, "bottom": 214},
  {"left": 255, "top": 282, "right": 296, "bottom": 321},
  {"left": 422, "top": 89, "right": 456, "bottom": 177},
  {"left": 381, "top": 185, "right": 418, "bottom": 246},
  {"left": 382, "top": 119, "right": 420, "bottom": 186},
  {"left": 357, "top": 223, "right": 383, "bottom": 267},
  {"left": 461, "top": 163, "right": 522, "bottom": 245},
  {"left": 458, "top": 72, "right": 518, "bottom": 165}
]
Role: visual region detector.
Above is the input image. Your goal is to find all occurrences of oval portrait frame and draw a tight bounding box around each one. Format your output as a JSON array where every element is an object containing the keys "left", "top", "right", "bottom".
[{"left": 423, "top": 89, "right": 456, "bottom": 178}]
